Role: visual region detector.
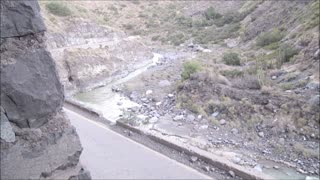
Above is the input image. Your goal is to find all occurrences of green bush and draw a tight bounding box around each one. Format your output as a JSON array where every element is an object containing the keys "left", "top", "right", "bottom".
[
  {"left": 222, "top": 52, "right": 241, "bottom": 66},
  {"left": 46, "top": 2, "right": 72, "bottom": 17},
  {"left": 214, "top": 12, "right": 246, "bottom": 27},
  {"left": 256, "top": 29, "right": 283, "bottom": 47},
  {"left": 181, "top": 61, "right": 202, "bottom": 80},
  {"left": 203, "top": 7, "right": 222, "bottom": 20},
  {"left": 278, "top": 44, "right": 298, "bottom": 63}
]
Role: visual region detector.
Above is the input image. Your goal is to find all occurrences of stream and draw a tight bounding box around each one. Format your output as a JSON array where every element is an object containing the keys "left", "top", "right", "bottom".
[{"left": 73, "top": 53, "right": 162, "bottom": 122}]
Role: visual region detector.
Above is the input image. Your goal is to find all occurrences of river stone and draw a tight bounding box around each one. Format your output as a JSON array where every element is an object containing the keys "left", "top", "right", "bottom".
[
  {"left": 146, "top": 90, "right": 153, "bottom": 95},
  {"left": 0, "top": 110, "right": 15, "bottom": 143},
  {"left": 0, "top": 0, "right": 46, "bottom": 38},
  {"left": 190, "top": 156, "right": 198, "bottom": 162},
  {"left": 219, "top": 119, "right": 226, "bottom": 125},
  {"left": 173, "top": 115, "right": 184, "bottom": 121},
  {"left": 186, "top": 114, "right": 195, "bottom": 121},
  {"left": 258, "top": 132, "right": 265, "bottom": 138},
  {"left": 1, "top": 49, "right": 64, "bottom": 128},
  {"left": 228, "top": 170, "right": 235, "bottom": 177},
  {"left": 149, "top": 117, "right": 158, "bottom": 123},
  {"left": 158, "top": 80, "right": 171, "bottom": 87}
]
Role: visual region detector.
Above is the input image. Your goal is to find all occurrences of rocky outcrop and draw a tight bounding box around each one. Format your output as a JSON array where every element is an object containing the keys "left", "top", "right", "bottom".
[
  {"left": 0, "top": 0, "right": 46, "bottom": 38},
  {"left": 0, "top": 0, "right": 90, "bottom": 179}
]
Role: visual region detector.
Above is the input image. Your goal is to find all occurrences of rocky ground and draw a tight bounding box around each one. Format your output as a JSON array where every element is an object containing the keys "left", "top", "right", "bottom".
[{"left": 115, "top": 42, "right": 319, "bottom": 179}]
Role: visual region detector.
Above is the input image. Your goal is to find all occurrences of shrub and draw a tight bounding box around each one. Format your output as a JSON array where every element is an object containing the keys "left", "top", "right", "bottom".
[
  {"left": 181, "top": 61, "right": 202, "bottom": 80},
  {"left": 221, "top": 69, "right": 244, "bottom": 78},
  {"left": 203, "top": 7, "right": 222, "bottom": 20},
  {"left": 151, "top": 35, "right": 160, "bottom": 41},
  {"left": 232, "top": 74, "right": 262, "bottom": 90},
  {"left": 175, "top": 16, "right": 193, "bottom": 27},
  {"left": 223, "top": 52, "right": 241, "bottom": 66},
  {"left": 170, "top": 32, "right": 187, "bottom": 46},
  {"left": 46, "top": 2, "right": 71, "bottom": 17},
  {"left": 256, "top": 29, "right": 283, "bottom": 47},
  {"left": 123, "top": 24, "right": 134, "bottom": 30},
  {"left": 214, "top": 12, "right": 246, "bottom": 27},
  {"left": 278, "top": 44, "right": 298, "bottom": 63}
]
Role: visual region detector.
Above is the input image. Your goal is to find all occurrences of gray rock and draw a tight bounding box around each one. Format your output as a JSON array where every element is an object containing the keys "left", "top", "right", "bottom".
[
  {"left": 202, "top": 166, "right": 210, "bottom": 172},
  {"left": 219, "top": 119, "right": 226, "bottom": 125},
  {"left": 173, "top": 115, "right": 184, "bottom": 121},
  {"left": 190, "top": 156, "right": 198, "bottom": 163},
  {"left": 1, "top": 49, "right": 64, "bottom": 128},
  {"left": 212, "top": 112, "right": 219, "bottom": 117},
  {"left": 231, "top": 128, "right": 238, "bottom": 134},
  {"left": 279, "top": 138, "right": 285, "bottom": 145},
  {"left": 117, "top": 102, "right": 123, "bottom": 106},
  {"left": 305, "top": 176, "right": 320, "bottom": 180},
  {"left": 306, "top": 82, "right": 319, "bottom": 90},
  {"left": 149, "top": 117, "right": 158, "bottom": 123},
  {"left": 254, "top": 164, "right": 263, "bottom": 172},
  {"left": 271, "top": 76, "right": 277, "bottom": 80},
  {"left": 0, "top": 0, "right": 46, "bottom": 38},
  {"left": 199, "top": 125, "right": 208, "bottom": 130},
  {"left": 186, "top": 114, "right": 195, "bottom": 121},
  {"left": 232, "top": 157, "right": 241, "bottom": 164},
  {"left": 0, "top": 110, "right": 15, "bottom": 143},
  {"left": 228, "top": 170, "right": 235, "bottom": 177},
  {"left": 273, "top": 166, "right": 280, "bottom": 169},
  {"left": 145, "top": 90, "right": 153, "bottom": 95},
  {"left": 158, "top": 80, "right": 171, "bottom": 87},
  {"left": 308, "top": 95, "right": 320, "bottom": 107},
  {"left": 314, "top": 49, "right": 320, "bottom": 59},
  {"left": 258, "top": 132, "right": 265, "bottom": 138}
]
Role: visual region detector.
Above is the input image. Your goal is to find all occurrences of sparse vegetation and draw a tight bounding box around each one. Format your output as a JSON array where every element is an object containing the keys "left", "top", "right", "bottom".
[
  {"left": 256, "top": 29, "right": 283, "bottom": 47},
  {"left": 222, "top": 52, "right": 241, "bottom": 66},
  {"left": 232, "top": 74, "right": 262, "bottom": 90},
  {"left": 46, "top": 2, "right": 72, "bottom": 17},
  {"left": 221, "top": 69, "right": 244, "bottom": 78},
  {"left": 277, "top": 44, "right": 298, "bottom": 64},
  {"left": 203, "top": 7, "right": 222, "bottom": 20},
  {"left": 181, "top": 61, "right": 202, "bottom": 80},
  {"left": 169, "top": 32, "right": 187, "bottom": 46}
]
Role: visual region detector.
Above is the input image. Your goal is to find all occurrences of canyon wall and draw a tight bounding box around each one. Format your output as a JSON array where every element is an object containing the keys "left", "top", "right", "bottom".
[{"left": 0, "top": 0, "right": 90, "bottom": 179}]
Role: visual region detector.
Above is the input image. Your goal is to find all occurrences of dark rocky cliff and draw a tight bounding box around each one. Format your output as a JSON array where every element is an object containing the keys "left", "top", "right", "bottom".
[{"left": 0, "top": 0, "right": 90, "bottom": 179}]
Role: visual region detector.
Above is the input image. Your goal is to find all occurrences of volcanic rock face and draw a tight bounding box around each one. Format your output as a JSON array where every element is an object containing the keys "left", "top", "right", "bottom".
[{"left": 0, "top": 0, "right": 90, "bottom": 179}]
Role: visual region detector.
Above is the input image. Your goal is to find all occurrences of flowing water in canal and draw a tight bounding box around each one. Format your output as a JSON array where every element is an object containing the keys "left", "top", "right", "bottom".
[{"left": 73, "top": 53, "right": 163, "bottom": 122}]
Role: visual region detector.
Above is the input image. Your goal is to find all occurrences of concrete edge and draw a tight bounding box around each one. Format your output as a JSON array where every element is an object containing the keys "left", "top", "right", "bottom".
[{"left": 64, "top": 100, "right": 274, "bottom": 180}]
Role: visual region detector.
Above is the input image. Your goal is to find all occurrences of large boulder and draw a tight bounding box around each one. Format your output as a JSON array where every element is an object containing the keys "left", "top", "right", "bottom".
[
  {"left": 1, "top": 48, "right": 64, "bottom": 128},
  {"left": 0, "top": 0, "right": 46, "bottom": 38},
  {"left": 0, "top": 0, "right": 90, "bottom": 179}
]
